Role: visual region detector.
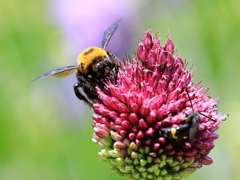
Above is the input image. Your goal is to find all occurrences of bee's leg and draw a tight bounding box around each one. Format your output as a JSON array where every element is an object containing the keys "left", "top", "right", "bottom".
[
  {"left": 107, "top": 51, "right": 118, "bottom": 59},
  {"left": 78, "top": 75, "right": 99, "bottom": 97},
  {"left": 106, "top": 51, "right": 122, "bottom": 65},
  {"left": 73, "top": 83, "right": 93, "bottom": 108},
  {"left": 106, "top": 51, "right": 120, "bottom": 83}
]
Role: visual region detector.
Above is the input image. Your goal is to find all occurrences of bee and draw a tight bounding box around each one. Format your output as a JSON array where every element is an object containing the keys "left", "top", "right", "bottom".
[
  {"left": 31, "top": 18, "right": 122, "bottom": 107},
  {"left": 159, "top": 87, "right": 216, "bottom": 144}
]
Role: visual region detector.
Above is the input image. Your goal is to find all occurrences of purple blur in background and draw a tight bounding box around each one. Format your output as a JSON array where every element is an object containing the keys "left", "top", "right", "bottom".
[{"left": 51, "top": 0, "right": 140, "bottom": 57}]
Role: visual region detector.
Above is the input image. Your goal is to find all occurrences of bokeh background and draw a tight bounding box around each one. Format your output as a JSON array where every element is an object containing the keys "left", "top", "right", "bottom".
[{"left": 0, "top": 0, "right": 238, "bottom": 179}]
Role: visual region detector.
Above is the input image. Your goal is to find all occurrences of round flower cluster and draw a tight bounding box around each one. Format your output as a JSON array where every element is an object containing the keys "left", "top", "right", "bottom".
[{"left": 92, "top": 30, "right": 227, "bottom": 180}]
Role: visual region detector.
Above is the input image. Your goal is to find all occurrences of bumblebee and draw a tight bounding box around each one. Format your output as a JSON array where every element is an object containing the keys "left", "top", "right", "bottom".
[
  {"left": 159, "top": 87, "right": 216, "bottom": 144},
  {"left": 31, "top": 18, "right": 122, "bottom": 107}
]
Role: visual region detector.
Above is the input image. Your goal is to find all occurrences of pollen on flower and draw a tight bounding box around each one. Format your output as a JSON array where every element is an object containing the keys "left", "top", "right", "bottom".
[{"left": 92, "top": 30, "right": 228, "bottom": 180}]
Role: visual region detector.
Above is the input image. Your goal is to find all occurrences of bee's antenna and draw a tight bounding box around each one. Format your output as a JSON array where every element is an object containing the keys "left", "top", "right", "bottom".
[
  {"left": 184, "top": 86, "right": 193, "bottom": 109},
  {"left": 198, "top": 112, "right": 216, "bottom": 122},
  {"left": 184, "top": 86, "right": 216, "bottom": 122}
]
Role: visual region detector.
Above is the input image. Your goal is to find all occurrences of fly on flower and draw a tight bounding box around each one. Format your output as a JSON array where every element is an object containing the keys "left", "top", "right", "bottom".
[
  {"left": 31, "top": 18, "right": 122, "bottom": 107},
  {"left": 159, "top": 87, "right": 217, "bottom": 144}
]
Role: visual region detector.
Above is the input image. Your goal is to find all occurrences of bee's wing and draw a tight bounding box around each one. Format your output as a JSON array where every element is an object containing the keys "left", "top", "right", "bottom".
[
  {"left": 102, "top": 17, "right": 122, "bottom": 50},
  {"left": 31, "top": 65, "right": 80, "bottom": 82}
]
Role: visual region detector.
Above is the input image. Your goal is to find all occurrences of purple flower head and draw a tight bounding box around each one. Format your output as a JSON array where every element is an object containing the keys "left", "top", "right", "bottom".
[{"left": 92, "top": 30, "right": 228, "bottom": 179}]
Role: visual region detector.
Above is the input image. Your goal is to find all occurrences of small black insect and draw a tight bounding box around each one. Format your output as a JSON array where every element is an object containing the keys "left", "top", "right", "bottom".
[
  {"left": 159, "top": 87, "right": 216, "bottom": 143},
  {"left": 31, "top": 18, "right": 122, "bottom": 107}
]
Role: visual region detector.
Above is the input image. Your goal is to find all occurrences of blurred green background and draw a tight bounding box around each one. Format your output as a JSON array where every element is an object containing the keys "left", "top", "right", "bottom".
[{"left": 0, "top": 0, "right": 238, "bottom": 179}]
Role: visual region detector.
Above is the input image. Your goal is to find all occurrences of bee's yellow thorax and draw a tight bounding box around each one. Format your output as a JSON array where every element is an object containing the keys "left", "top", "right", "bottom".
[{"left": 77, "top": 47, "right": 108, "bottom": 73}]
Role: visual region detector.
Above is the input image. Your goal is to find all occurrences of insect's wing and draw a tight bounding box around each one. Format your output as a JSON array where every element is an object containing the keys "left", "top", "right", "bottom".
[
  {"left": 31, "top": 65, "right": 80, "bottom": 82},
  {"left": 102, "top": 17, "right": 122, "bottom": 50},
  {"left": 51, "top": 67, "right": 76, "bottom": 78},
  {"left": 188, "top": 113, "right": 200, "bottom": 143}
]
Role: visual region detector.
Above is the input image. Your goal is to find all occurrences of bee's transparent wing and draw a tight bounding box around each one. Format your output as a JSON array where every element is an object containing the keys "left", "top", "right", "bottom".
[
  {"left": 31, "top": 65, "right": 80, "bottom": 82},
  {"left": 102, "top": 17, "right": 122, "bottom": 50}
]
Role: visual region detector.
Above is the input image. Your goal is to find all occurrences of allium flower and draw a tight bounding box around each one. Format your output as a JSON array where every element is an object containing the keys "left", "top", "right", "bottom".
[{"left": 92, "top": 30, "right": 228, "bottom": 180}]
